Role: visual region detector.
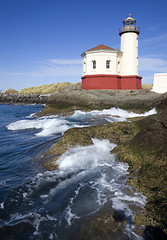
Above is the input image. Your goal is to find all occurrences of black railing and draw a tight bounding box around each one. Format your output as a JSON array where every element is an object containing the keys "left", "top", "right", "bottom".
[{"left": 119, "top": 25, "right": 140, "bottom": 35}]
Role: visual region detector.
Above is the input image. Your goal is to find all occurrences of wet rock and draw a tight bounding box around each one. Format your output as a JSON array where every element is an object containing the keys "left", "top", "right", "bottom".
[
  {"left": 144, "top": 226, "right": 167, "bottom": 240},
  {"left": 40, "top": 88, "right": 167, "bottom": 235},
  {"left": 41, "top": 121, "right": 137, "bottom": 170},
  {"left": 131, "top": 109, "right": 167, "bottom": 156},
  {"left": 76, "top": 204, "right": 130, "bottom": 240},
  {"left": 0, "top": 208, "right": 10, "bottom": 221},
  {"left": 39, "top": 85, "right": 162, "bottom": 116},
  {"left": 0, "top": 222, "right": 35, "bottom": 240},
  {"left": 114, "top": 107, "right": 167, "bottom": 234},
  {"left": 41, "top": 98, "right": 167, "bottom": 234},
  {"left": 113, "top": 209, "right": 127, "bottom": 222}
]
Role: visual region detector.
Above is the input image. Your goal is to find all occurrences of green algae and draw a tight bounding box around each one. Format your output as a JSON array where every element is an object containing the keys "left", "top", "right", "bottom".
[
  {"left": 41, "top": 121, "right": 138, "bottom": 170},
  {"left": 114, "top": 120, "right": 167, "bottom": 234},
  {"left": 40, "top": 110, "right": 167, "bottom": 235}
]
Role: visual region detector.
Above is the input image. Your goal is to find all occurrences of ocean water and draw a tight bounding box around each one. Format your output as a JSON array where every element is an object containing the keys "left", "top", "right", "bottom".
[{"left": 0, "top": 104, "right": 156, "bottom": 239}]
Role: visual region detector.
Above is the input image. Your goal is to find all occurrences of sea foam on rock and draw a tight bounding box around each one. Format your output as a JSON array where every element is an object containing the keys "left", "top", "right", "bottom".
[{"left": 7, "top": 107, "right": 156, "bottom": 137}]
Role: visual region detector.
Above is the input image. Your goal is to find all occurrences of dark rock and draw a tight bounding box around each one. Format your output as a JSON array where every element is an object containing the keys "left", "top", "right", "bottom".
[
  {"left": 0, "top": 208, "right": 10, "bottom": 221},
  {"left": 0, "top": 93, "right": 48, "bottom": 105},
  {"left": 132, "top": 109, "right": 167, "bottom": 153},
  {"left": 0, "top": 222, "right": 35, "bottom": 240},
  {"left": 113, "top": 210, "right": 127, "bottom": 222},
  {"left": 144, "top": 226, "right": 167, "bottom": 240}
]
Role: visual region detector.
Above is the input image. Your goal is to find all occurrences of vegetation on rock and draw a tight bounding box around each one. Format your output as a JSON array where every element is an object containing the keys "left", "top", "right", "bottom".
[
  {"left": 41, "top": 121, "right": 138, "bottom": 170},
  {"left": 4, "top": 88, "right": 18, "bottom": 94},
  {"left": 142, "top": 83, "right": 153, "bottom": 90},
  {"left": 115, "top": 110, "right": 167, "bottom": 234},
  {"left": 19, "top": 82, "right": 76, "bottom": 95},
  {"left": 35, "top": 85, "right": 167, "bottom": 237},
  {"left": 40, "top": 104, "right": 167, "bottom": 236}
]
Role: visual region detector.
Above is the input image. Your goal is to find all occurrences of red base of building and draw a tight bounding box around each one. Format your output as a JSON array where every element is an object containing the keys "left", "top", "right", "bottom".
[{"left": 81, "top": 74, "right": 142, "bottom": 90}]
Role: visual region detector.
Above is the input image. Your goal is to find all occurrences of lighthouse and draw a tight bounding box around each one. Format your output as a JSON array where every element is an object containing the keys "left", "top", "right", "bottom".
[
  {"left": 81, "top": 15, "right": 142, "bottom": 90},
  {"left": 119, "top": 14, "right": 142, "bottom": 89},
  {"left": 119, "top": 14, "right": 139, "bottom": 75}
]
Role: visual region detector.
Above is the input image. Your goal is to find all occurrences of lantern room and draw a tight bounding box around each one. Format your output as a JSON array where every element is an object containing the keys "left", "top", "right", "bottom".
[{"left": 119, "top": 14, "right": 140, "bottom": 35}]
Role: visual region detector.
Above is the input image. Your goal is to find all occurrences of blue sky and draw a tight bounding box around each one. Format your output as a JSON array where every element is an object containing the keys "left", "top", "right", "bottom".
[{"left": 0, "top": 0, "right": 167, "bottom": 91}]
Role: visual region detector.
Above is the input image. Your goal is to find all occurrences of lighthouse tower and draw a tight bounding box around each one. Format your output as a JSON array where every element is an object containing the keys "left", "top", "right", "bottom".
[
  {"left": 119, "top": 14, "right": 142, "bottom": 89},
  {"left": 81, "top": 14, "right": 142, "bottom": 90}
]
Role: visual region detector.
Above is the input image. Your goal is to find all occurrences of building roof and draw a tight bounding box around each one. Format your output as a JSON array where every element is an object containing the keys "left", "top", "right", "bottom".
[{"left": 86, "top": 44, "right": 115, "bottom": 52}]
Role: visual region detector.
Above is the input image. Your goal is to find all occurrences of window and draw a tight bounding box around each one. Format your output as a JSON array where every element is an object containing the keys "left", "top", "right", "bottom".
[
  {"left": 118, "top": 61, "right": 120, "bottom": 73},
  {"left": 106, "top": 60, "right": 110, "bottom": 69},
  {"left": 92, "top": 60, "right": 96, "bottom": 69},
  {"left": 83, "top": 62, "right": 86, "bottom": 74}
]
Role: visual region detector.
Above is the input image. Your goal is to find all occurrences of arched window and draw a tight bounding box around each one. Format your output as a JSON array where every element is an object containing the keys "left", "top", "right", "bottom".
[
  {"left": 106, "top": 60, "right": 110, "bottom": 69},
  {"left": 92, "top": 60, "right": 96, "bottom": 69}
]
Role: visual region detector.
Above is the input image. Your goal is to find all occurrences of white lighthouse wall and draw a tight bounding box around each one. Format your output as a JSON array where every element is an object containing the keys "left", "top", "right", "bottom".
[
  {"left": 152, "top": 73, "right": 167, "bottom": 93},
  {"left": 120, "top": 32, "right": 138, "bottom": 76},
  {"left": 82, "top": 51, "right": 122, "bottom": 76}
]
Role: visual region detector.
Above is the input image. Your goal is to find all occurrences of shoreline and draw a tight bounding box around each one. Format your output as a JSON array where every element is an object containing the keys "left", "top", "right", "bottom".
[
  {"left": 37, "top": 85, "right": 163, "bottom": 116},
  {"left": 0, "top": 93, "right": 49, "bottom": 105},
  {"left": 39, "top": 109, "right": 167, "bottom": 237},
  {"left": 36, "top": 86, "right": 167, "bottom": 238},
  {"left": 2, "top": 86, "right": 167, "bottom": 238}
]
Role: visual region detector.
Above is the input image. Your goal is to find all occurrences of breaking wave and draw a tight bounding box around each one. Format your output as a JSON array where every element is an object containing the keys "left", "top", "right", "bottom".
[
  {"left": 6, "top": 107, "right": 156, "bottom": 137},
  {"left": 0, "top": 139, "right": 146, "bottom": 239}
]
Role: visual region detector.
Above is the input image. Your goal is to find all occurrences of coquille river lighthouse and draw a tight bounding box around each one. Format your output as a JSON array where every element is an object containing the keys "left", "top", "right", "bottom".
[{"left": 81, "top": 15, "right": 142, "bottom": 90}]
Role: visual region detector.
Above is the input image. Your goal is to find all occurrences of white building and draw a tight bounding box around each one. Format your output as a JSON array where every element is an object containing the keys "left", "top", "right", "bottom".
[
  {"left": 82, "top": 44, "right": 122, "bottom": 76},
  {"left": 81, "top": 14, "right": 142, "bottom": 90},
  {"left": 152, "top": 73, "right": 167, "bottom": 93}
]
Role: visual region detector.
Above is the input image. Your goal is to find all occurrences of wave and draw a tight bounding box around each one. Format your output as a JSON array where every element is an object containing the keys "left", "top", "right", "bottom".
[
  {"left": 0, "top": 139, "right": 146, "bottom": 239},
  {"left": 6, "top": 107, "right": 156, "bottom": 137}
]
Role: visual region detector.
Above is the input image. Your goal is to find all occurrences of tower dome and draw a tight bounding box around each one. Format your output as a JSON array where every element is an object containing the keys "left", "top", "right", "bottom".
[{"left": 119, "top": 14, "right": 140, "bottom": 35}]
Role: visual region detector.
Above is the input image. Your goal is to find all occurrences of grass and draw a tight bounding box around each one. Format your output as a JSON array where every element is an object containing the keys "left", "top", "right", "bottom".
[
  {"left": 4, "top": 89, "right": 18, "bottom": 94},
  {"left": 19, "top": 82, "right": 72, "bottom": 95},
  {"left": 142, "top": 83, "right": 153, "bottom": 90}
]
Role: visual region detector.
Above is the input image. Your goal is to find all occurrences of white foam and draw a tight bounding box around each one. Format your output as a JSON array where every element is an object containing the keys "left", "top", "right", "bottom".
[
  {"left": 0, "top": 202, "right": 4, "bottom": 209},
  {"left": 72, "top": 107, "right": 156, "bottom": 122},
  {"left": 2, "top": 138, "right": 146, "bottom": 239},
  {"left": 64, "top": 183, "right": 85, "bottom": 225},
  {"left": 6, "top": 107, "right": 156, "bottom": 137},
  {"left": 65, "top": 206, "right": 79, "bottom": 226},
  {"left": 7, "top": 117, "right": 70, "bottom": 137},
  {"left": 57, "top": 139, "right": 116, "bottom": 174}
]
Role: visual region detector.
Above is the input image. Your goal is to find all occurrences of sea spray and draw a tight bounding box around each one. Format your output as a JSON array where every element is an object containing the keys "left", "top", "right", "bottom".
[
  {"left": 7, "top": 107, "right": 157, "bottom": 137},
  {"left": 1, "top": 138, "right": 146, "bottom": 239},
  {"left": 2, "top": 105, "right": 152, "bottom": 239}
]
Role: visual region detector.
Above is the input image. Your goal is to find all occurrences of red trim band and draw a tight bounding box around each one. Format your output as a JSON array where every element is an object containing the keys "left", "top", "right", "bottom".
[{"left": 81, "top": 74, "right": 142, "bottom": 90}]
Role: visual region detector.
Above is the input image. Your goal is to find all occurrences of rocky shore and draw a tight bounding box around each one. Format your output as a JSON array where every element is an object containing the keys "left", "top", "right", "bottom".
[
  {"left": 37, "top": 85, "right": 167, "bottom": 239},
  {"left": 2, "top": 84, "right": 166, "bottom": 238},
  {"left": 38, "top": 84, "right": 163, "bottom": 116},
  {"left": 0, "top": 93, "right": 49, "bottom": 105}
]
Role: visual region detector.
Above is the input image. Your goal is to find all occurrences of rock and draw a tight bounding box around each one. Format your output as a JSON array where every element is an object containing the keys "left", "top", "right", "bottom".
[
  {"left": 40, "top": 93, "right": 167, "bottom": 235},
  {"left": 131, "top": 109, "right": 167, "bottom": 153},
  {"left": 39, "top": 85, "right": 162, "bottom": 116},
  {"left": 144, "top": 226, "right": 167, "bottom": 240},
  {"left": 0, "top": 93, "right": 49, "bottom": 104},
  {"left": 0, "top": 222, "right": 35, "bottom": 240},
  {"left": 114, "top": 108, "right": 167, "bottom": 234}
]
